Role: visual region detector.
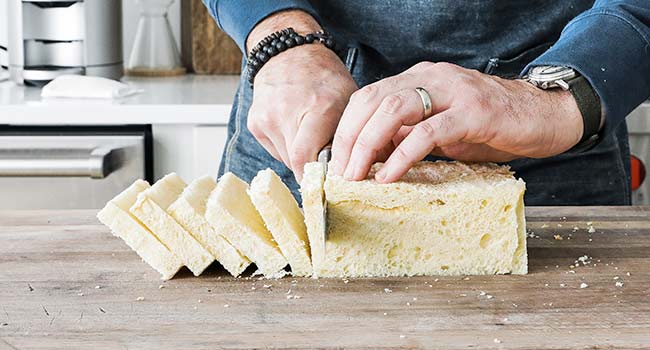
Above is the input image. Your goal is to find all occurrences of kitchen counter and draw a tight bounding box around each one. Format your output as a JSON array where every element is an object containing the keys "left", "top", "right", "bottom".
[
  {"left": 1, "top": 207, "right": 649, "bottom": 349},
  {"left": 0, "top": 74, "right": 240, "bottom": 125}
]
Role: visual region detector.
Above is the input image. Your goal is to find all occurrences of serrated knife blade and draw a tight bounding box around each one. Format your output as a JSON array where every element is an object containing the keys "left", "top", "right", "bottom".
[{"left": 317, "top": 145, "right": 331, "bottom": 253}]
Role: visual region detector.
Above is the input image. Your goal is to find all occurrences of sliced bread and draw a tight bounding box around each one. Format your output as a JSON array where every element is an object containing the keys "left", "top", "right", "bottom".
[
  {"left": 130, "top": 173, "right": 214, "bottom": 276},
  {"left": 249, "top": 168, "right": 311, "bottom": 276},
  {"left": 167, "top": 175, "right": 251, "bottom": 277},
  {"left": 206, "top": 172, "right": 287, "bottom": 277},
  {"left": 97, "top": 180, "right": 183, "bottom": 280}
]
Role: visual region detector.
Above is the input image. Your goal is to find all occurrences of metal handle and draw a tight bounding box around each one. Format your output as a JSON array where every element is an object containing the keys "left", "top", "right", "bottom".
[{"left": 0, "top": 147, "right": 118, "bottom": 178}]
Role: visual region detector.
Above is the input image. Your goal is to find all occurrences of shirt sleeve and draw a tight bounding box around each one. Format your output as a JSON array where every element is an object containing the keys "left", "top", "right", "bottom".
[
  {"left": 523, "top": 0, "right": 650, "bottom": 137},
  {"left": 201, "top": 0, "right": 320, "bottom": 53}
]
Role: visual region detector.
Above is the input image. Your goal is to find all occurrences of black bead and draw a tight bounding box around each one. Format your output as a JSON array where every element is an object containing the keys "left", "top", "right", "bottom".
[
  {"left": 304, "top": 34, "right": 314, "bottom": 43},
  {"left": 267, "top": 45, "right": 279, "bottom": 56},
  {"left": 294, "top": 35, "right": 305, "bottom": 45},
  {"left": 279, "top": 35, "right": 287, "bottom": 42},
  {"left": 271, "top": 39, "right": 279, "bottom": 46},
  {"left": 285, "top": 38, "right": 296, "bottom": 48},
  {"left": 275, "top": 42, "right": 287, "bottom": 51},
  {"left": 249, "top": 58, "right": 260, "bottom": 67},
  {"left": 325, "top": 38, "right": 335, "bottom": 49},
  {"left": 257, "top": 51, "right": 269, "bottom": 62}
]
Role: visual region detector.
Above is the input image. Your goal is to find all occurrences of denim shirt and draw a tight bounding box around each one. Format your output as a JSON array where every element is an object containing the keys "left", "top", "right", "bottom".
[{"left": 203, "top": 0, "right": 650, "bottom": 140}]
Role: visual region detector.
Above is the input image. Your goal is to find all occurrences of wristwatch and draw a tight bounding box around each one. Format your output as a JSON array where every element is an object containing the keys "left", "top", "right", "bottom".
[{"left": 526, "top": 65, "right": 602, "bottom": 152}]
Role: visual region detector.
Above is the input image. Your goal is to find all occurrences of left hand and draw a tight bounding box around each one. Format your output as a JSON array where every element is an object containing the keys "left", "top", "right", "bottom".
[{"left": 330, "top": 61, "right": 584, "bottom": 183}]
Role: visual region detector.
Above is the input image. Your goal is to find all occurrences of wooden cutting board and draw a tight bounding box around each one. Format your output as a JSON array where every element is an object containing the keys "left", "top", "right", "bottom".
[
  {"left": 181, "top": 0, "right": 242, "bottom": 74},
  {"left": 0, "top": 207, "right": 649, "bottom": 349}
]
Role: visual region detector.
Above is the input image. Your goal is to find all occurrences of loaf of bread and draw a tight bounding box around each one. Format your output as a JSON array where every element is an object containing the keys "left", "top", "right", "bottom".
[
  {"left": 98, "top": 160, "right": 527, "bottom": 279},
  {"left": 205, "top": 172, "right": 288, "bottom": 277},
  {"left": 97, "top": 180, "right": 183, "bottom": 280},
  {"left": 249, "top": 169, "right": 312, "bottom": 276},
  {"left": 130, "top": 173, "right": 214, "bottom": 276},
  {"left": 167, "top": 176, "right": 251, "bottom": 277},
  {"left": 302, "top": 161, "right": 527, "bottom": 277}
]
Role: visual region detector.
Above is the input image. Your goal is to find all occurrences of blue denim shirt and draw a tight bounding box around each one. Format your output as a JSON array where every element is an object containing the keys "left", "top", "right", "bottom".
[{"left": 203, "top": 0, "right": 650, "bottom": 139}]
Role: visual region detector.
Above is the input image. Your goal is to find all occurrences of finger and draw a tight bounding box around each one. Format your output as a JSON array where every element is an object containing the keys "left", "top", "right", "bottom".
[
  {"left": 375, "top": 109, "right": 467, "bottom": 183},
  {"left": 343, "top": 89, "right": 425, "bottom": 180},
  {"left": 290, "top": 111, "right": 339, "bottom": 182},
  {"left": 256, "top": 134, "right": 283, "bottom": 162},
  {"left": 330, "top": 73, "right": 428, "bottom": 175},
  {"left": 431, "top": 143, "right": 519, "bottom": 162}
]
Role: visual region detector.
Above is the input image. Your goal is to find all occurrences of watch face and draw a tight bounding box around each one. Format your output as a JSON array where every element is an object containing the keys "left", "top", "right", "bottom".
[{"left": 529, "top": 65, "right": 576, "bottom": 82}]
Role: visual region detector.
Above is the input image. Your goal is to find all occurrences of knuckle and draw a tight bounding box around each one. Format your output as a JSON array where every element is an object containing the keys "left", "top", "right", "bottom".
[
  {"left": 412, "top": 61, "right": 435, "bottom": 71},
  {"left": 350, "top": 84, "right": 378, "bottom": 103},
  {"left": 289, "top": 146, "right": 307, "bottom": 166},
  {"left": 380, "top": 94, "right": 405, "bottom": 115},
  {"left": 414, "top": 121, "right": 437, "bottom": 139}
]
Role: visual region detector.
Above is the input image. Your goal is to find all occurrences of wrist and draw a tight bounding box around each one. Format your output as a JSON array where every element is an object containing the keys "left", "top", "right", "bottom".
[{"left": 246, "top": 10, "right": 322, "bottom": 53}]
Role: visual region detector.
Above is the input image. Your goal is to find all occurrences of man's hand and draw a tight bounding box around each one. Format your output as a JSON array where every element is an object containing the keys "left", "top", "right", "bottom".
[
  {"left": 246, "top": 10, "right": 357, "bottom": 181},
  {"left": 330, "top": 62, "right": 584, "bottom": 183}
]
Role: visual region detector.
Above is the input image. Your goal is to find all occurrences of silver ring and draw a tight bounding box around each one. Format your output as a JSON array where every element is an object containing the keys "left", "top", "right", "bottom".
[{"left": 414, "top": 87, "right": 433, "bottom": 118}]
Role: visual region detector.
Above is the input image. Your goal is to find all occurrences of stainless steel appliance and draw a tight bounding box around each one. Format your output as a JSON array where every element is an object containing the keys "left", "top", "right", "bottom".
[
  {"left": 627, "top": 102, "right": 650, "bottom": 205},
  {"left": 7, "top": 0, "right": 123, "bottom": 85},
  {"left": 0, "top": 126, "right": 152, "bottom": 209}
]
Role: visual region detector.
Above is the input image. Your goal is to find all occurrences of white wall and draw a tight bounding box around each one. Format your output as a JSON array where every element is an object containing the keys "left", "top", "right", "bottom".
[{"left": 122, "top": 0, "right": 182, "bottom": 64}]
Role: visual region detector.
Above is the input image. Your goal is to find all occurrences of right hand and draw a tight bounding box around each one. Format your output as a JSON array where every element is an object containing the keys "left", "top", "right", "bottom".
[{"left": 246, "top": 11, "right": 357, "bottom": 181}]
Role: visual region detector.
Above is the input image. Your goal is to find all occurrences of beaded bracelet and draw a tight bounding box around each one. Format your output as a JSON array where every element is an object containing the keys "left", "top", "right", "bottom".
[{"left": 246, "top": 27, "right": 336, "bottom": 85}]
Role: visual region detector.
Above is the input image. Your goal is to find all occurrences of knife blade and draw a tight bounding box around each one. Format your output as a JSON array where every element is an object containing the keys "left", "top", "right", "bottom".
[{"left": 317, "top": 145, "right": 332, "bottom": 253}]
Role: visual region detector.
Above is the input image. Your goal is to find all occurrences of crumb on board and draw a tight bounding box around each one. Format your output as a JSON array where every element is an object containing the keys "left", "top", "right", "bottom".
[
  {"left": 223, "top": 304, "right": 229, "bottom": 308},
  {"left": 554, "top": 234, "right": 563, "bottom": 240},
  {"left": 494, "top": 338, "right": 502, "bottom": 344},
  {"left": 136, "top": 296, "right": 144, "bottom": 301},
  {"left": 158, "top": 285, "right": 164, "bottom": 289},
  {"left": 580, "top": 283, "right": 589, "bottom": 289},
  {"left": 615, "top": 281, "right": 624, "bottom": 287},
  {"left": 384, "top": 288, "right": 393, "bottom": 293}
]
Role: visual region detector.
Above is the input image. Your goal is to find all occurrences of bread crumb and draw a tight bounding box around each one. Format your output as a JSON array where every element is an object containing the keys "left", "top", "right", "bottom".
[
  {"left": 554, "top": 234, "right": 563, "bottom": 241},
  {"left": 343, "top": 279, "right": 349, "bottom": 284},
  {"left": 459, "top": 293, "right": 467, "bottom": 297},
  {"left": 158, "top": 285, "right": 164, "bottom": 289},
  {"left": 384, "top": 288, "right": 393, "bottom": 293},
  {"left": 383, "top": 312, "right": 387, "bottom": 316},
  {"left": 580, "top": 283, "right": 588, "bottom": 289},
  {"left": 588, "top": 226, "right": 596, "bottom": 233},
  {"left": 77, "top": 293, "right": 84, "bottom": 296},
  {"left": 94, "top": 286, "right": 101, "bottom": 289},
  {"left": 557, "top": 223, "right": 562, "bottom": 227},
  {"left": 406, "top": 302, "right": 411, "bottom": 306},
  {"left": 197, "top": 299, "right": 202, "bottom": 303},
  {"left": 479, "top": 291, "right": 486, "bottom": 296},
  {"left": 541, "top": 224, "right": 549, "bottom": 228},
  {"left": 626, "top": 272, "right": 631, "bottom": 276},
  {"left": 223, "top": 304, "right": 229, "bottom": 308},
  {"left": 399, "top": 335, "right": 406, "bottom": 339},
  {"left": 486, "top": 295, "right": 494, "bottom": 299},
  {"left": 494, "top": 338, "right": 502, "bottom": 344},
  {"left": 572, "top": 226, "right": 579, "bottom": 232},
  {"left": 434, "top": 278, "right": 439, "bottom": 282},
  {"left": 587, "top": 221, "right": 593, "bottom": 225},
  {"left": 560, "top": 283, "right": 566, "bottom": 287},
  {"left": 615, "top": 281, "right": 624, "bottom": 287},
  {"left": 263, "top": 284, "right": 272, "bottom": 289},
  {"left": 463, "top": 277, "right": 470, "bottom": 281},
  {"left": 136, "top": 296, "right": 144, "bottom": 301},
  {"left": 544, "top": 284, "right": 549, "bottom": 287},
  {"left": 412, "top": 297, "right": 417, "bottom": 301}
]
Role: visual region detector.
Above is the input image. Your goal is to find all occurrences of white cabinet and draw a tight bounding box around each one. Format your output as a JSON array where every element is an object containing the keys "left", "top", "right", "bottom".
[{"left": 153, "top": 124, "right": 229, "bottom": 182}]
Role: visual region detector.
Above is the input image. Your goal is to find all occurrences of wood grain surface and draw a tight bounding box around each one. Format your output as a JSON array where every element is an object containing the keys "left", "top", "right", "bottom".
[
  {"left": 181, "top": 0, "right": 242, "bottom": 75},
  {"left": 0, "top": 207, "right": 649, "bottom": 349}
]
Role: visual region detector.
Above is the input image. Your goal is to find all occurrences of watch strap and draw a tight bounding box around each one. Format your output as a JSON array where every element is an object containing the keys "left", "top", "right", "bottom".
[{"left": 568, "top": 75, "right": 602, "bottom": 149}]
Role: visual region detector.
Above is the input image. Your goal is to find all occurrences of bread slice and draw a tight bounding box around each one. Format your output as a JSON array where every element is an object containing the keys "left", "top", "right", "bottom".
[
  {"left": 249, "top": 169, "right": 311, "bottom": 276},
  {"left": 97, "top": 180, "right": 183, "bottom": 280},
  {"left": 301, "top": 162, "right": 327, "bottom": 272},
  {"left": 167, "top": 175, "right": 251, "bottom": 277},
  {"left": 130, "top": 173, "right": 214, "bottom": 276},
  {"left": 302, "top": 161, "right": 527, "bottom": 278},
  {"left": 205, "top": 172, "right": 288, "bottom": 277}
]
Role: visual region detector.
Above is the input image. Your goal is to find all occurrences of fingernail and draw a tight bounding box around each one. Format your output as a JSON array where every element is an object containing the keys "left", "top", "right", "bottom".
[
  {"left": 329, "top": 159, "right": 341, "bottom": 175},
  {"left": 343, "top": 163, "right": 356, "bottom": 180}
]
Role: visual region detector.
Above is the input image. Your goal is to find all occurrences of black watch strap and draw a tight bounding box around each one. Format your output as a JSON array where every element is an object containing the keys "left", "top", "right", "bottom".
[{"left": 567, "top": 75, "right": 602, "bottom": 151}]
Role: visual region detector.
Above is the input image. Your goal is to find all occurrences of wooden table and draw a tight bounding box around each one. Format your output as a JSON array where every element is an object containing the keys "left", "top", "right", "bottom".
[{"left": 1, "top": 207, "right": 649, "bottom": 350}]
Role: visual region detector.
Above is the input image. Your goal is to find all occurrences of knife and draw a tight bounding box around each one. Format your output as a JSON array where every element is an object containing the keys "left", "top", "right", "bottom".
[
  {"left": 317, "top": 145, "right": 332, "bottom": 253},
  {"left": 316, "top": 47, "right": 356, "bottom": 252}
]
